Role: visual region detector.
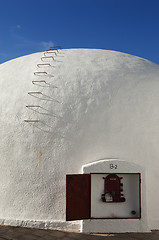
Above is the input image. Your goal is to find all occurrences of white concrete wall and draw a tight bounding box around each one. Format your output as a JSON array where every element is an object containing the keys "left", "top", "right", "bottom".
[
  {"left": 0, "top": 49, "right": 159, "bottom": 232},
  {"left": 91, "top": 174, "right": 140, "bottom": 218}
]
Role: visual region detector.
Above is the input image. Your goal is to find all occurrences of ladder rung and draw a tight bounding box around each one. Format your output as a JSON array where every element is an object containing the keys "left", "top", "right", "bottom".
[
  {"left": 34, "top": 71, "right": 48, "bottom": 75},
  {"left": 26, "top": 105, "right": 40, "bottom": 108},
  {"left": 32, "top": 80, "right": 46, "bottom": 84},
  {"left": 49, "top": 46, "right": 61, "bottom": 50},
  {"left": 41, "top": 56, "right": 54, "bottom": 61},
  {"left": 28, "top": 92, "right": 42, "bottom": 95},
  {"left": 44, "top": 51, "right": 57, "bottom": 56},
  {"left": 24, "top": 120, "right": 39, "bottom": 122},
  {"left": 37, "top": 64, "right": 51, "bottom": 67}
]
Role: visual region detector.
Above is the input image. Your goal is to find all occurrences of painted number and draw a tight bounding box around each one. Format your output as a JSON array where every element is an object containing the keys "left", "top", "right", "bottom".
[{"left": 109, "top": 164, "right": 118, "bottom": 169}]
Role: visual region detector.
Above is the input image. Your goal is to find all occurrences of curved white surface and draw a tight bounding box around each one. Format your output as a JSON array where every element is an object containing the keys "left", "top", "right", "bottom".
[{"left": 0, "top": 49, "right": 159, "bottom": 232}]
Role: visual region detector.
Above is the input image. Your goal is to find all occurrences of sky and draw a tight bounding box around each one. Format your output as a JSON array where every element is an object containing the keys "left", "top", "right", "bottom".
[{"left": 0, "top": 0, "right": 159, "bottom": 64}]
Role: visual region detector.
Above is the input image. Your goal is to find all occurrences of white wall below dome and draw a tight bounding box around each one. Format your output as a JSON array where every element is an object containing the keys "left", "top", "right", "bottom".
[
  {"left": 0, "top": 219, "right": 81, "bottom": 231},
  {"left": 0, "top": 49, "right": 159, "bottom": 232}
]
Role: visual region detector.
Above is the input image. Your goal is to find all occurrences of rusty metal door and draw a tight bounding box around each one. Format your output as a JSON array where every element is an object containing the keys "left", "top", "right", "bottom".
[{"left": 66, "top": 174, "right": 91, "bottom": 221}]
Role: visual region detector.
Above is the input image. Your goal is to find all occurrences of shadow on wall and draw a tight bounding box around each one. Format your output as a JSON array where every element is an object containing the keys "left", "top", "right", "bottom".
[
  {"left": 28, "top": 92, "right": 61, "bottom": 103},
  {"left": 26, "top": 106, "right": 62, "bottom": 118}
]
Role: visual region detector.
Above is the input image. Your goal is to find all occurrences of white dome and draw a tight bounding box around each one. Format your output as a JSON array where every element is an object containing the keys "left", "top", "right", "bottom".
[{"left": 0, "top": 49, "right": 159, "bottom": 232}]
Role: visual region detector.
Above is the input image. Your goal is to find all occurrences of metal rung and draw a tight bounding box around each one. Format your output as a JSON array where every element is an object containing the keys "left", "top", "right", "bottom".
[
  {"left": 45, "top": 50, "right": 57, "bottom": 53},
  {"left": 24, "top": 120, "right": 39, "bottom": 122},
  {"left": 28, "top": 92, "right": 42, "bottom": 95},
  {"left": 32, "top": 80, "right": 46, "bottom": 84},
  {"left": 34, "top": 71, "right": 48, "bottom": 75},
  {"left": 49, "top": 46, "right": 61, "bottom": 50},
  {"left": 26, "top": 105, "right": 40, "bottom": 108},
  {"left": 37, "top": 64, "right": 51, "bottom": 67},
  {"left": 44, "top": 51, "right": 57, "bottom": 56},
  {"left": 41, "top": 56, "right": 54, "bottom": 61}
]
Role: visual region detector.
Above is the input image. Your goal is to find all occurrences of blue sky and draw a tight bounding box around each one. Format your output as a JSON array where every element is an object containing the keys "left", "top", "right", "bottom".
[{"left": 0, "top": 0, "right": 159, "bottom": 64}]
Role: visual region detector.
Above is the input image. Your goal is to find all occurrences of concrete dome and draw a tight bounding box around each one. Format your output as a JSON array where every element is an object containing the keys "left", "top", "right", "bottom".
[{"left": 0, "top": 49, "right": 159, "bottom": 232}]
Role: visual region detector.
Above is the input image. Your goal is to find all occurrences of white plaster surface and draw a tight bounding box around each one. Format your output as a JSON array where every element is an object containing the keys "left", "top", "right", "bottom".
[
  {"left": 91, "top": 173, "right": 140, "bottom": 218},
  {"left": 0, "top": 49, "right": 159, "bottom": 232}
]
